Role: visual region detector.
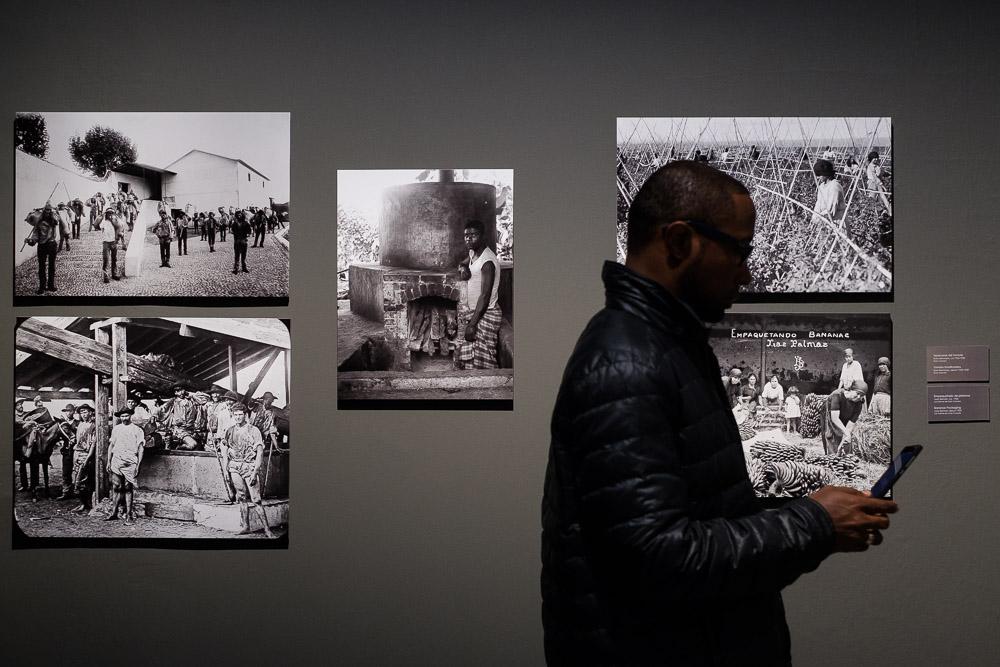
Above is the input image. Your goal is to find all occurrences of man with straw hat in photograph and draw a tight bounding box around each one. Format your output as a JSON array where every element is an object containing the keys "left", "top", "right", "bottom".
[
  {"left": 105, "top": 408, "right": 146, "bottom": 525},
  {"left": 54, "top": 404, "right": 80, "bottom": 501},
  {"left": 163, "top": 382, "right": 201, "bottom": 451},
  {"left": 220, "top": 402, "right": 274, "bottom": 537},
  {"left": 70, "top": 403, "right": 97, "bottom": 514}
]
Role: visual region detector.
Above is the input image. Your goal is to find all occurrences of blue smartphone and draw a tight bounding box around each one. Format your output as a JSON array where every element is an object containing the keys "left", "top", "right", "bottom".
[{"left": 870, "top": 445, "right": 922, "bottom": 498}]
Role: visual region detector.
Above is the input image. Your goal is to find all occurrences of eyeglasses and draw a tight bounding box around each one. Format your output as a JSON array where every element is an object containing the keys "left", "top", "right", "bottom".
[{"left": 683, "top": 219, "right": 754, "bottom": 263}]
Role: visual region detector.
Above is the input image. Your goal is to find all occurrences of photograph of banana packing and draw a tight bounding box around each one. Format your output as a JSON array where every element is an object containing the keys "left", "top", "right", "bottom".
[
  {"left": 712, "top": 313, "right": 892, "bottom": 499},
  {"left": 617, "top": 117, "right": 893, "bottom": 300},
  {"left": 13, "top": 317, "right": 290, "bottom": 546}
]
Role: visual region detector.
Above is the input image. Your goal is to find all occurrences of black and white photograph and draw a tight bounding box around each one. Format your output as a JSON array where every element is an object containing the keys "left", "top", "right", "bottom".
[
  {"left": 711, "top": 313, "right": 892, "bottom": 500},
  {"left": 13, "top": 317, "right": 290, "bottom": 546},
  {"left": 14, "top": 112, "right": 290, "bottom": 305},
  {"left": 617, "top": 117, "right": 893, "bottom": 300},
  {"left": 337, "top": 169, "right": 513, "bottom": 409}
]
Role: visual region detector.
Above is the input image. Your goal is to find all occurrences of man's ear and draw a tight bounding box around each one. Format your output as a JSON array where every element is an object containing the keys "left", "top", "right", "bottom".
[{"left": 662, "top": 221, "right": 696, "bottom": 268}]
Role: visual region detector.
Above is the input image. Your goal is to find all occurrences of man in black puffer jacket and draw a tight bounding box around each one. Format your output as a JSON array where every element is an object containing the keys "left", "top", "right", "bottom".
[{"left": 542, "top": 161, "right": 898, "bottom": 666}]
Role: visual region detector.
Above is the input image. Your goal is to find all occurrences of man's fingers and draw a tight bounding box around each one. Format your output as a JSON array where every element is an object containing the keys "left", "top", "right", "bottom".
[
  {"left": 845, "top": 512, "right": 891, "bottom": 532},
  {"left": 861, "top": 497, "right": 899, "bottom": 514},
  {"left": 840, "top": 532, "right": 870, "bottom": 552}
]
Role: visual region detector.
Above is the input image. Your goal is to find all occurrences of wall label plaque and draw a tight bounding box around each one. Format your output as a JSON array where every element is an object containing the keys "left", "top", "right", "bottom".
[
  {"left": 927, "top": 384, "right": 990, "bottom": 423},
  {"left": 926, "top": 345, "right": 990, "bottom": 382}
]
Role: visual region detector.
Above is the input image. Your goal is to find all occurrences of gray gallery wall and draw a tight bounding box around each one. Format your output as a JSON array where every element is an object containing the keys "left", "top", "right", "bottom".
[{"left": 2, "top": 1, "right": 999, "bottom": 665}]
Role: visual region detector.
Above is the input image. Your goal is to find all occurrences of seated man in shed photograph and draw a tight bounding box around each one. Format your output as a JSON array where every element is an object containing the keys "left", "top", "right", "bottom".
[
  {"left": 542, "top": 161, "right": 899, "bottom": 666},
  {"left": 162, "top": 383, "right": 203, "bottom": 451}
]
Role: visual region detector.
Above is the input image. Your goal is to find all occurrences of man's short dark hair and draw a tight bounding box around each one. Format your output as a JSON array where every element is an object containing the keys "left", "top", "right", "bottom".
[
  {"left": 464, "top": 219, "right": 485, "bottom": 234},
  {"left": 626, "top": 160, "right": 750, "bottom": 252},
  {"left": 813, "top": 159, "right": 836, "bottom": 180}
]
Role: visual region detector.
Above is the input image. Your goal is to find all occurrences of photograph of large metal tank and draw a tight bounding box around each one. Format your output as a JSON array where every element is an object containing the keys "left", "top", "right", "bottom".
[{"left": 337, "top": 169, "right": 513, "bottom": 409}]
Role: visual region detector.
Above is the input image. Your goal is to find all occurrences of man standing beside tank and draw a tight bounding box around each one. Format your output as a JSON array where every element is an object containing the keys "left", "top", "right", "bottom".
[
  {"left": 542, "top": 161, "right": 899, "bottom": 666},
  {"left": 456, "top": 219, "right": 501, "bottom": 370}
]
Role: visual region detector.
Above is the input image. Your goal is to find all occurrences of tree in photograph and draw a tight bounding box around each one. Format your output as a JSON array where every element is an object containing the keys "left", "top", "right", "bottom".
[
  {"left": 495, "top": 182, "right": 513, "bottom": 261},
  {"left": 69, "top": 125, "right": 138, "bottom": 178},
  {"left": 14, "top": 113, "right": 49, "bottom": 159},
  {"left": 337, "top": 205, "right": 379, "bottom": 274}
]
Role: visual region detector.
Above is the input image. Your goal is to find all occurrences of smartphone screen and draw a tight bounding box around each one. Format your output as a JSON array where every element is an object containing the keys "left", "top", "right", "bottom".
[{"left": 870, "top": 445, "right": 922, "bottom": 498}]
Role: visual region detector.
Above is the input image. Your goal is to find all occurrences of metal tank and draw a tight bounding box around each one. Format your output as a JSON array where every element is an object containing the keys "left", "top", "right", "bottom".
[{"left": 380, "top": 171, "right": 496, "bottom": 270}]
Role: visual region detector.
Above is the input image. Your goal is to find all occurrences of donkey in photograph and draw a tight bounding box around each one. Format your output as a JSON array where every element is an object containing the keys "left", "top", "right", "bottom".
[{"left": 14, "top": 419, "right": 74, "bottom": 501}]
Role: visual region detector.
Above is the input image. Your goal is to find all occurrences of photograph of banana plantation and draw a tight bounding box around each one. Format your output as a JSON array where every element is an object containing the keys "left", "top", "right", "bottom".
[{"left": 617, "top": 117, "right": 892, "bottom": 300}]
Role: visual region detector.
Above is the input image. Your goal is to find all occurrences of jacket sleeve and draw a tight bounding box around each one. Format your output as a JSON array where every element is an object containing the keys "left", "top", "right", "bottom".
[{"left": 572, "top": 355, "right": 834, "bottom": 602}]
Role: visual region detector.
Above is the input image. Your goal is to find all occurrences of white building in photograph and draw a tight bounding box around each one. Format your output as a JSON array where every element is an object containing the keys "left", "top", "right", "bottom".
[{"left": 163, "top": 149, "right": 271, "bottom": 211}]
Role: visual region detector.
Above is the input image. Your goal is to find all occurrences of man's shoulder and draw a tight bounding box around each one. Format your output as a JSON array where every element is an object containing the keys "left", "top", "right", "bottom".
[{"left": 562, "top": 308, "right": 687, "bottom": 392}]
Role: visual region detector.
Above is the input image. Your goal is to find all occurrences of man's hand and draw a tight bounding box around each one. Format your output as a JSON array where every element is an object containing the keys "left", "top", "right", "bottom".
[
  {"left": 809, "top": 485, "right": 897, "bottom": 552},
  {"left": 464, "top": 323, "right": 477, "bottom": 342}
]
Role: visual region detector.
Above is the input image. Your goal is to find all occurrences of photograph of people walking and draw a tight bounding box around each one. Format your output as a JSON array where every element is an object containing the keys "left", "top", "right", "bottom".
[{"left": 14, "top": 112, "right": 290, "bottom": 304}]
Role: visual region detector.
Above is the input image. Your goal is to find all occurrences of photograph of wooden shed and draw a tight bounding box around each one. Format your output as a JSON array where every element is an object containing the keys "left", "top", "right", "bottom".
[{"left": 14, "top": 316, "right": 290, "bottom": 541}]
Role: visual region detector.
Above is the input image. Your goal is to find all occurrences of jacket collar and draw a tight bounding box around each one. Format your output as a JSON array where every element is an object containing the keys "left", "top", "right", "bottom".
[{"left": 602, "top": 261, "right": 708, "bottom": 342}]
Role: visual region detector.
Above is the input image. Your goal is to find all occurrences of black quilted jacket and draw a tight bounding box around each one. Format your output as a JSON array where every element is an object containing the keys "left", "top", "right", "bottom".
[{"left": 542, "top": 262, "right": 835, "bottom": 666}]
